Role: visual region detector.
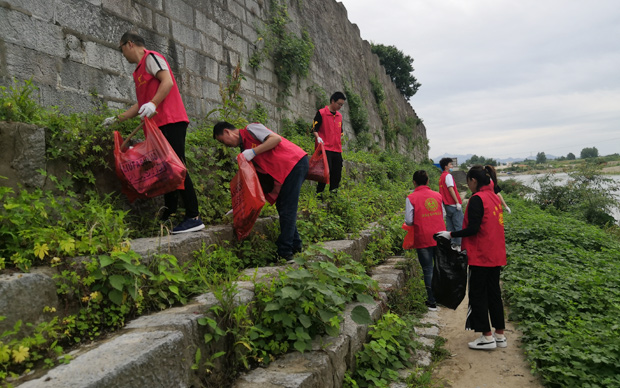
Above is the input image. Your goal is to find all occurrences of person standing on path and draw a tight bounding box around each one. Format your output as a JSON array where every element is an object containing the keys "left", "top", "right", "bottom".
[
  {"left": 438, "top": 157, "right": 463, "bottom": 249},
  {"left": 311, "top": 92, "right": 346, "bottom": 196},
  {"left": 404, "top": 170, "right": 446, "bottom": 311},
  {"left": 437, "top": 165, "right": 507, "bottom": 350},
  {"left": 213, "top": 121, "right": 309, "bottom": 260},
  {"left": 103, "top": 31, "right": 204, "bottom": 234}
]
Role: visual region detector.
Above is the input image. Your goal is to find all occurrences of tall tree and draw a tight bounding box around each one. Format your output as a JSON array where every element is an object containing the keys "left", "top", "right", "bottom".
[
  {"left": 580, "top": 147, "right": 599, "bottom": 159},
  {"left": 536, "top": 152, "right": 547, "bottom": 164},
  {"left": 566, "top": 152, "right": 576, "bottom": 160},
  {"left": 370, "top": 43, "right": 421, "bottom": 100}
]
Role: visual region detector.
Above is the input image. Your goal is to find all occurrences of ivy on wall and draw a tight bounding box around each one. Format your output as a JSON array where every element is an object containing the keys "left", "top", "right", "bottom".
[{"left": 250, "top": 0, "right": 315, "bottom": 101}]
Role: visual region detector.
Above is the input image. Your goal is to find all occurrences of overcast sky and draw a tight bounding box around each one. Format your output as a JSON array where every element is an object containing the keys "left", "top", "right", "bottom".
[{"left": 338, "top": 0, "right": 620, "bottom": 160}]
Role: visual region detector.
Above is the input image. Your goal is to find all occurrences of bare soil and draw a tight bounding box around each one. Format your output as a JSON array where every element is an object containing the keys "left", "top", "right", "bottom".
[{"left": 432, "top": 293, "right": 545, "bottom": 388}]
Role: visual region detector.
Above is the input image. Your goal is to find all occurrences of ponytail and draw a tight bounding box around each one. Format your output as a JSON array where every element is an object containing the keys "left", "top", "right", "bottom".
[
  {"left": 485, "top": 165, "right": 498, "bottom": 185},
  {"left": 466, "top": 165, "right": 492, "bottom": 191}
]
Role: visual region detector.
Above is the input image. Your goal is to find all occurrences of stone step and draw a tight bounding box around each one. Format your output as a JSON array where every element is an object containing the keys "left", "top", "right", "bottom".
[{"left": 12, "top": 224, "right": 390, "bottom": 387}]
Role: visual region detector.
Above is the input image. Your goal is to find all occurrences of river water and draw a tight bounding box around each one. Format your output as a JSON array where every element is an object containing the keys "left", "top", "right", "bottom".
[{"left": 498, "top": 173, "right": 620, "bottom": 224}]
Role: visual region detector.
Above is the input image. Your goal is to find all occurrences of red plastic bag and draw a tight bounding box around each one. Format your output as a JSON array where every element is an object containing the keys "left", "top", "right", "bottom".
[
  {"left": 231, "top": 153, "right": 266, "bottom": 240},
  {"left": 306, "top": 143, "right": 330, "bottom": 184},
  {"left": 402, "top": 223, "right": 415, "bottom": 250},
  {"left": 114, "top": 118, "right": 187, "bottom": 203}
]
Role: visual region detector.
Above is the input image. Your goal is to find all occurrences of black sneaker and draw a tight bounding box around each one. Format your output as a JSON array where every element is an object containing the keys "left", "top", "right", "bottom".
[
  {"left": 172, "top": 217, "right": 205, "bottom": 234},
  {"left": 425, "top": 301, "right": 438, "bottom": 311}
]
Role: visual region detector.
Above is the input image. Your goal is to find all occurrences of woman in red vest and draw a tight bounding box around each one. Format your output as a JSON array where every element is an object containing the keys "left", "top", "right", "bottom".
[
  {"left": 405, "top": 170, "right": 446, "bottom": 311},
  {"left": 437, "top": 165, "right": 507, "bottom": 350}
]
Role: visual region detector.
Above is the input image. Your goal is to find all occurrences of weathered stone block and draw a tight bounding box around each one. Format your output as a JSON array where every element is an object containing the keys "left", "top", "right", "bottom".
[
  {"left": 0, "top": 122, "right": 46, "bottom": 189},
  {"left": 0, "top": 272, "right": 58, "bottom": 338},
  {"left": 0, "top": 8, "right": 64, "bottom": 57},
  {"left": 18, "top": 331, "right": 195, "bottom": 388},
  {"left": 171, "top": 20, "right": 202, "bottom": 50}
]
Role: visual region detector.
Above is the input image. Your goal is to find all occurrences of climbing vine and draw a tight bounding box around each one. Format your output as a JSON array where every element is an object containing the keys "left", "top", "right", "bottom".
[{"left": 250, "top": 0, "right": 315, "bottom": 100}]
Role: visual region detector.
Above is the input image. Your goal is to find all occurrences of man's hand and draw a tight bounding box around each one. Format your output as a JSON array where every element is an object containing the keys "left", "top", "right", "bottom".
[
  {"left": 316, "top": 136, "right": 324, "bottom": 144},
  {"left": 456, "top": 203, "right": 462, "bottom": 211},
  {"left": 138, "top": 102, "right": 157, "bottom": 119},
  {"left": 436, "top": 231, "right": 452, "bottom": 240},
  {"left": 241, "top": 149, "right": 256, "bottom": 161},
  {"left": 102, "top": 116, "right": 117, "bottom": 127}
]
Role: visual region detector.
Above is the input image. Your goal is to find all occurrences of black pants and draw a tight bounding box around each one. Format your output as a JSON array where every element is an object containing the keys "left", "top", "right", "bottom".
[
  {"left": 159, "top": 122, "right": 199, "bottom": 219},
  {"left": 465, "top": 266, "right": 505, "bottom": 333},
  {"left": 316, "top": 150, "right": 343, "bottom": 193}
]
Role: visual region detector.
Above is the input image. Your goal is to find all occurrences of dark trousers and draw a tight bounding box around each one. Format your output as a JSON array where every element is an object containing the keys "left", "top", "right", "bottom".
[
  {"left": 316, "top": 150, "right": 342, "bottom": 194},
  {"left": 466, "top": 265, "right": 505, "bottom": 333},
  {"left": 159, "top": 122, "right": 199, "bottom": 219},
  {"left": 416, "top": 247, "right": 436, "bottom": 304},
  {"left": 276, "top": 156, "right": 309, "bottom": 257}
]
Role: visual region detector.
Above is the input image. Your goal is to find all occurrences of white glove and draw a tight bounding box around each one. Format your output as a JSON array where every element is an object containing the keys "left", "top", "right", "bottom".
[
  {"left": 225, "top": 209, "right": 233, "bottom": 216},
  {"left": 138, "top": 102, "right": 157, "bottom": 119},
  {"left": 505, "top": 206, "right": 511, "bottom": 214},
  {"left": 456, "top": 203, "right": 462, "bottom": 211},
  {"left": 436, "top": 231, "right": 452, "bottom": 240},
  {"left": 102, "top": 116, "right": 117, "bottom": 127},
  {"left": 241, "top": 149, "right": 256, "bottom": 161},
  {"left": 317, "top": 136, "right": 324, "bottom": 144}
]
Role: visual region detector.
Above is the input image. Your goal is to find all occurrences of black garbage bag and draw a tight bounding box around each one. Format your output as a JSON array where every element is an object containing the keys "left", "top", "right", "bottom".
[{"left": 431, "top": 234, "right": 468, "bottom": 309}]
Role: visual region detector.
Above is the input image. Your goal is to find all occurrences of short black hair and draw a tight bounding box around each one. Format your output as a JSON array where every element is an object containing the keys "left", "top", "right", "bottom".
[
  {"left": 330, "top": 91, "right": 346, "bottom": 103},
  {"left": 439, "top": 157, "right": 453, "bottom": 170},
  {"left": 120, "top": 31, "right": 145, "bottom": 47},
  {"left": 213, "top": 121, "right": 236, "bottom": 139},
  {"left": 412, "top": 170, "right": 429, "bottom": 186}
]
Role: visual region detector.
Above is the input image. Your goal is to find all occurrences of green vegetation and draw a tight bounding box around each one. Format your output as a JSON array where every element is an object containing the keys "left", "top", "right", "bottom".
[
  {"left": 531, "top": 165, "right": 620, "bottom": 226},
  {"left": 250, "top": 0, "right": 314, "bottom": 100},
  {"left": 502, "top": 196, "right": 620, "bottom": 387},
  {"left": 370, "top": 43, "right": 421, "bottom": 100},
  {"left": 1, "top": 77, "right": 439, "bottom": 386}
]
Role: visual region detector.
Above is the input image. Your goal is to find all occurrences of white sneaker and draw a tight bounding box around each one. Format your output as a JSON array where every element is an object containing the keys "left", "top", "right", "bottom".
[
  {"left": 494, "top": 334, "right": 507, "bottom": 348},
  {"left": 468, "top": 335, "right": 497, "bottom": 350}
]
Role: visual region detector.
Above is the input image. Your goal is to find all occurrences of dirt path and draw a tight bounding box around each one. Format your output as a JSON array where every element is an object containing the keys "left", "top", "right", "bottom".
[{"left": 432, "top": 293, "right": 545, "bottom": 388}]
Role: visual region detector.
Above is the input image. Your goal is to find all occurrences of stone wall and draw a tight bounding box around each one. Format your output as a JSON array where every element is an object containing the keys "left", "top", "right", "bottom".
[{"left": 0, "top": 0, "right": 427, "bottom": 159}]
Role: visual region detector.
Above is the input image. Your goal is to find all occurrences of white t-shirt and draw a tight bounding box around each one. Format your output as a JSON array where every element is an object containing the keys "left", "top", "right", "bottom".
[{"left": 145, "top": 53, "right": 169, "bottom": 77}]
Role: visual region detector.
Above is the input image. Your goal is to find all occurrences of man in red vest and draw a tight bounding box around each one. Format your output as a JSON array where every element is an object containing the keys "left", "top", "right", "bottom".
[
  {"left": 103, "top": 31, "right": 204, "bottom": 234},
  {"left": 438, "top": 157, "right": 463, "bottom": 249},
  {"left": 311, "top": 92, "right": 346, "bottom": 196},
  {"left": 405, "top": 170, "right": 446, "bottom": 311},
  {"left": 213, "top": 122, "right": 309, "bottom": 260}
]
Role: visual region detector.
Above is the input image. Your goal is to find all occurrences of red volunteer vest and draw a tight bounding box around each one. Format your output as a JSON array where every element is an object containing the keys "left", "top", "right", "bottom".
[
  {"left": 439, "top": 171, "right": 462, "bottom": 205},
  {"left": 408, "top": 186, "right": 446, "bottom": 249},
  {"left": 240, "top": 126, "right": 307, "bottom": 184},
  {"left": 133, "top": 50, "right": 188, "bottom": 127},
  {"left": 461, "top": 185, "right": 507, "bottom": 267},
  {"left": 316, "top": 106, "right": 343, "bottom": 152}
]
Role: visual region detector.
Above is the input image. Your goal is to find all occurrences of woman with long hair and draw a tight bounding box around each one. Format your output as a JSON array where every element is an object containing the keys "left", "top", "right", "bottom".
[{"left": 437, "top": 165, "right": 507, "bottom": 350}]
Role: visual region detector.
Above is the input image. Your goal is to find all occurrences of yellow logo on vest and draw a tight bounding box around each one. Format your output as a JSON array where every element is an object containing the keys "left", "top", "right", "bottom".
[
  {"left": 136, "top": 74, "right": 148, "bottom": 88},
  {"left": 424, "top": 198, "right": 439, "bottom": 212}
]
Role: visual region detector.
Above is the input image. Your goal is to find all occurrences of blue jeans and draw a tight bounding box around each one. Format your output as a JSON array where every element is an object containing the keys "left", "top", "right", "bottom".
[
  {"left": 444, "top": 205, "right": 463, "bottom": 245},
  {"left": 276, "top": 156, "right": 309, "bottom": 257},
  {"left": 416, "top": 247, "right": 436, "bottom": 305}
]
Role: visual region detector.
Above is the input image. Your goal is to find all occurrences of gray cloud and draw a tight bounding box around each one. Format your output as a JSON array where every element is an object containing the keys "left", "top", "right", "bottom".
[{"left": 338, "top": 0, "right": 620, "bottom": 159}]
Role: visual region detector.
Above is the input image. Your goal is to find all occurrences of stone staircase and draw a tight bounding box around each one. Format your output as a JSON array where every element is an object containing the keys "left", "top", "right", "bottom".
[{"left": 5, "top": 219, "right": 441, "bottom": 387}]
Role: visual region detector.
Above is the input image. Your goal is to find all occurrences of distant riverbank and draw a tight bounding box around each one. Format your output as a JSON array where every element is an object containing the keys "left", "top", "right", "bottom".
[{"left": 499, "top": 173, "right": 620, "bottom": 223}]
